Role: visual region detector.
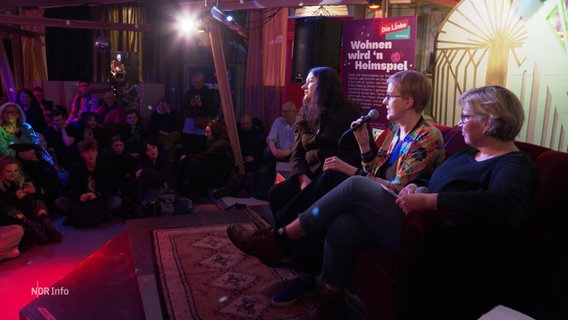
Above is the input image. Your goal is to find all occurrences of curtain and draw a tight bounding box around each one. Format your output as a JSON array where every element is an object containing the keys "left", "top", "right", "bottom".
[
  {"left": 94, "top": 5, "right": 145, "bottom": 83},
  {"left": 245, "top": 9, "right": 288, "bottom": 131},
  {"left": 20, "top": 8, "right": 48, "bottom": 81}
]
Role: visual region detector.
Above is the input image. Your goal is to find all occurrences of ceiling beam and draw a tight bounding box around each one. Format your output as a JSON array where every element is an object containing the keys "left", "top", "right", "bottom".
[
  {"left": 194, "top": 0, "right": 458, "bottom": 11},
  {"left": 0, "top": 13, "right": 150, "bottom": 31}
]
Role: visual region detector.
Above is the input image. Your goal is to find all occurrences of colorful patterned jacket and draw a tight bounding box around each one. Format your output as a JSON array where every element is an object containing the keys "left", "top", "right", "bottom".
[{"left": 362, "top": 119, "right": 445, "bottom": 192}]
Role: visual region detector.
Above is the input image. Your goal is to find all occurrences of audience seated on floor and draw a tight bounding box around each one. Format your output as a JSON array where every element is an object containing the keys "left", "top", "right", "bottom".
[
  {"left": 68, "top": 81, "right": 99, "bottom": 124},
  {"left": 237, "top": 114, "right": 266, "bottom": 173},
  {"left": 11, "top": 143, "right": 65, "bottom": 213},
  {"left": 0, "top": 155, "right": 62, "bottom": 246},
  {"left": 136, "top": 139, "right": 192, "bottom": 217},
  {"left": 74, "top": 112, "right": 108, "bottom": 150},
  {"left": 97, "top": 90, "right": 128, "bottom": 139},
  {"left": 55, "top": 139, "right": 122, "bottom": 227},
  {"left": 100, "top": 135, "right": 139, "bottom": 218},
  {"left": 0, "top": 102, "right": 55, "bottom": 166},
  {"left": 263, "top": 101, "right": 297, "bottom": 176},
  {"left": 178, "top": 120, "right": 235, "bottom": 202},
  {"left": 116, "top": 110, "right": 149, "bottom": 161},
  {"left": 32, "top": 86, "right": 54, "bottom": 126},
  {"left": 17, "top": 88, "right": 47, "bottom": 134},
  {"left": 43, "top": 106, "right": 80, "bottom": 173}
]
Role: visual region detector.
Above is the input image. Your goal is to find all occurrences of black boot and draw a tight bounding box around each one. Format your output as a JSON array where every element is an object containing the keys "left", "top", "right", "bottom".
[
  {"left": 21, "top": 217, "right": 48, "bottom": 245},
  {"left": 308, "top": 288, "right": 348, "bottom": 320},
  {"left": 41, "top": 216, "right": 63, "bottom": 243}
]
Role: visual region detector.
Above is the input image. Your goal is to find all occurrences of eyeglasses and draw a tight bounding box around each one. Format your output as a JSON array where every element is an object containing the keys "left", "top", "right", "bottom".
[
  {"left": 384, "top": 94, "right": 402, "bottom": 100},
  {"left": 459, "top": 114, "right": 478, "bottom": 124},
  {"left": 4, "top": 110, "right": 20, "bottom": 115}
]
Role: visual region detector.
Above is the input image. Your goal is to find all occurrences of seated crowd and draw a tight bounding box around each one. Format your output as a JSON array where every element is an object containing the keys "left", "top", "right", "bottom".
[{"left": 0, "top": 88, "right": 293, "bottom": 262}]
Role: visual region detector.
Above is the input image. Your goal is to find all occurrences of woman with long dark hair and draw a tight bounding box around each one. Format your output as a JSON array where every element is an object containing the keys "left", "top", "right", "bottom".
[
  {"left": 267, "top": 66, "right": 370, "bottom": 216},
  {"left": 16, "top": 89, "right": 47, "bottom": 134}
]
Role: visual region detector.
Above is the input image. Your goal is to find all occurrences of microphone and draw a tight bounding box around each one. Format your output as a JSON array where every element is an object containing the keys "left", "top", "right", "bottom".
[{"left": 345, "top": 109, "right": 379, "bottom": 134}]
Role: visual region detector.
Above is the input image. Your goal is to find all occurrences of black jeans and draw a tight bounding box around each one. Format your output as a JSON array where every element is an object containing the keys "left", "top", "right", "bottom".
[{"left": 271, "top": 170, "right": 350, "bottom": 228}]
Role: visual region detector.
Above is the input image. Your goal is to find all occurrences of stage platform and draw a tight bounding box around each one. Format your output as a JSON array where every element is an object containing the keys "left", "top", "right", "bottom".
[{"left": 19, "top": 204, "right": 263, "bottom": 320}]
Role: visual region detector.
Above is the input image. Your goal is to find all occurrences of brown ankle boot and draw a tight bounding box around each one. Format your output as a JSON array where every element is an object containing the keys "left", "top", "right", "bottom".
[
  {"left": 308, "top": 289, "right": 348, "bottom": 320},
  {"left": 22, "top": 217, "right": 48, "bottom": 245},
  {"left": 226, "top": 224, "right": 287, "bottom": 267},
  {"left": 41, "top": 216, "right": 63, "bottom": 243}
]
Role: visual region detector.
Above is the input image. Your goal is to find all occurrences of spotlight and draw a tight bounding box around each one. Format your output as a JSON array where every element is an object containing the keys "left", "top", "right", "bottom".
[
  {"left": 210, "top": 6, "right": 247, "bottom": 39},
  {"left": 368, "top": 0, "right": 381, "bottom": 9}
]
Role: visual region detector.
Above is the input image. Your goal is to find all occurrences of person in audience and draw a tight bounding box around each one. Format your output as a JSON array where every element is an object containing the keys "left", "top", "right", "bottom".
[
  {"left": 44, "top": 106, "right": 79, "bottom": 172},
  {"left": 227, "top": 85, "right": 538, "bottom": 319},
  {"left": 0, "top": 224, "right": 24, "bottom": 262},
  {"left": 0, "top": 155, "right": 62, "bottom": 244},
  {"left": 148, "top": 98, "right": 180, "bottom": 163},
  {"left": 237, "top": 113, "right": 266, "bottom": 173},
  {"left": 0, "top": 102, "right": 41, "bottom": 156},
  {"left": 136, "top": 139, "right": 193, "bottom": 216},
  {"left": 118, "top": 110, "right": 148, "bottom": 160},
  {"left": 96, "top": 91, "right": 123, "bottom": 126},
  {"left": 68, "top": 81, "right": 99, "bottom": 124},
  {"left": 55, "top": 139, "right": 122, "bottom": 227},
  {"left": 263, "top": 101, "right": 297, "bottom": 174},
  {"left": 74, "top": 112, "right": 107, "bottom": 149},
  {"left": 178, "top": 120, "right": 235, "bottom": 202},
  {"left": 16, "top": 89, "right": 47, "bottom": 134},
  {"left": 100, "top": 135, "right": 138, "bottom": 217},
  {"left": 247, "top": 70, "right": 445, "bottom": 307},
  {"left": 181, "top": 72, "right": 219, "bottom": 154},
  {"left": 266, "top": 66, "right": 373, "bottom": 220},
  {"left": 10, "top": 143, "right": 64, "bottom": 212},
  {"left": 32, "top": 87, "right": 54, "bottom": 127}
]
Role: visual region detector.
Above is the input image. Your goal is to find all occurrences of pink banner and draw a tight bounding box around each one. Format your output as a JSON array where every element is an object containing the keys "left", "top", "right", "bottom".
[{"left": 341, "top": 17, "right": 417, "bottom": 129}]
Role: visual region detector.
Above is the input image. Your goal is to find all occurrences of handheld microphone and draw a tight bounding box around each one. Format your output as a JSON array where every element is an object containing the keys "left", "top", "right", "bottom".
[{"left": 345, "top": 109, "right": 379, "bottom": 134}]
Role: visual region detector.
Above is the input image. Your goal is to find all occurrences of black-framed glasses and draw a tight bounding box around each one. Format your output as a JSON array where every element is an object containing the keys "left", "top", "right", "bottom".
[{"left": 384, "top": 94, "right": 402, "bottom": 100}]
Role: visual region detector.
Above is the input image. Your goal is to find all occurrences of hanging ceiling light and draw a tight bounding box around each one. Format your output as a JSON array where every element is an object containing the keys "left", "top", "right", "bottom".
[{"left": 368, "top": 0, "right": 381, "bottom": 9}]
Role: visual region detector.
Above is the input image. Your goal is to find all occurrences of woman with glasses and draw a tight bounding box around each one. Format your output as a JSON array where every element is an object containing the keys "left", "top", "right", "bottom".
[
  {"left": 229, "top": 70, "right": 445, "bottom": 308},
  {"left": 227, "top": 85, "right": 537, "bottom": 319},
  {"left": 0, "top": 102, "right": 41, "bottom": 157}
]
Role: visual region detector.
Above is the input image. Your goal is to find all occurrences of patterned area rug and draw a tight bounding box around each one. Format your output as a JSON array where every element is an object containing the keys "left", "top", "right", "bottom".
[{"left": 153, "top": 223, "right": 317, "bottom": 320}]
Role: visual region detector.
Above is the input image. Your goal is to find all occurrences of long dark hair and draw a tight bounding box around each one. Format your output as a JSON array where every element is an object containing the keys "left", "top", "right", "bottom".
[
  {"left": 16, "top": 89, "right": 40, "bottom": 109},
  {"left": 297, "top": 66, "right": 349, "bottom": 133}
]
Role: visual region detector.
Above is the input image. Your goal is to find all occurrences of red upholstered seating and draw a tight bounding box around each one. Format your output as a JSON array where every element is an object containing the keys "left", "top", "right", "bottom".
[{"left": 348, "top": 123, "right": 568, "bottom": 320}]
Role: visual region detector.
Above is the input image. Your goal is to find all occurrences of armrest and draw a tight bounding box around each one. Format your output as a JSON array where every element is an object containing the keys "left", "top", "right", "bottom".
[{"left": 394, "top": 210, "right": 525, "bottom": 319}]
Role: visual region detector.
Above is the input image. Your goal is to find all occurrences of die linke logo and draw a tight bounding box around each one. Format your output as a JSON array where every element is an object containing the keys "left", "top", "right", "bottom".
[{"left": 379, "top": 19, "right": 409, "bottom": 36}]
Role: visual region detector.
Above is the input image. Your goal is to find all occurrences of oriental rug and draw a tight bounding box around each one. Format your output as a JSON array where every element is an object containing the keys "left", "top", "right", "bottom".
[{"left": 153, "top": 223, "right": 317, "bottom": 320}]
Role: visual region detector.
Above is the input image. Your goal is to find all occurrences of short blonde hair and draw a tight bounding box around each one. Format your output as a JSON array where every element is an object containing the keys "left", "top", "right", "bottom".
[
  {"left": 459, "top": 86, "right": 524, "bottom": 141},
  {"left": 386, "top": 70, "right": 432, "bottom": 114}
]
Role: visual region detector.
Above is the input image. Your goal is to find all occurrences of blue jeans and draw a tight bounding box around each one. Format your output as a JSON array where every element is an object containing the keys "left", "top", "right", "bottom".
[{"left": 298, "top": 175, "right": 404, "bottom": 288}]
